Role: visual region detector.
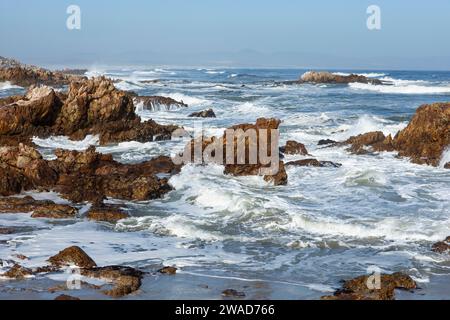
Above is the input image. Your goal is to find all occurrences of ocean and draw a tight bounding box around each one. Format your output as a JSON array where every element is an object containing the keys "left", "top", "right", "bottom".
[{"left": 0, "top": 68, "right": 449, "bottom": 299}]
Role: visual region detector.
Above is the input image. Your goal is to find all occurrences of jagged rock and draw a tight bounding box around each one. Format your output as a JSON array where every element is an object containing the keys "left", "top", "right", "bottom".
[
  {"left": 3, "top": 264, "right": 33, "bottom": 279},
  {"left": 0, "top": 86, "right": 63, "bottom": 136},
  {"left": 0, "top": 56, "right": 84, "bottom": 87},
  {"left": 54, "top": 294, "right": 80, "bottom": 300},
  {"left": 31, "top": 204, "right": 77, "bottom": 219},
  {"left": 280, "top": 140, "right": 308, "bottom": 155},
  {"left": 285, "top": 159, "right": 342, "bottom": 168},
  {"left": 297, "top": 71, "right": 383, "bottom": 85},
  {"left": 48, "top": 246, "right": 97, "bottom": 269},
  {"left": 134, "top": 96, "right": 187, "bottom": 111},
  {"left": 391, "top": 103, "right": 450, "bottom": 166},
  {"left": 432, "top": 236, "right": 450, "bottom": 253},
  {"left": 158, "top": 266, "right": 177, "bottom": 275},
  {"left": 344, "top": 131, "right": 391, "bottom": 155},
  {"left": 85, "top": 205, "right": 129, "bottom": 223},
  {"left": 189, "top": 109, "right": 216, "bottom": 118},
  {"left": 321, "top": 272, "right": 416, "bottom": 300},
  {"left": 81, "top": 266, "right": 144, "bottom": 298}
]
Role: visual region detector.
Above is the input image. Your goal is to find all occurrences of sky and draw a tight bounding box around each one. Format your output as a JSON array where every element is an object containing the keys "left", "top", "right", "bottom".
[{"left": 1, "top": 0, "right": 450, "bottom": 70}]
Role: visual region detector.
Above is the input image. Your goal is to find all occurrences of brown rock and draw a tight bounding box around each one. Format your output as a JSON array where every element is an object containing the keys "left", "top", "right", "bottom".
[
  {"left": 81, "top": 266, "right": 144, "bottom": 298},
  {"left": 48, "top": 246, "right": 97, "bottom": 269},
  {"left": 222, "top": 289, "right": 246, "bottom": 298},
  {"left": 280, "top": 140, "right": 308, "bottom": 155},
  {"left": 297, "top": 71, "right": 383, "bottom": 85},
  {"left": 158, "top": 266, "right": 177, "bottom": 275},
  {"left": 432, "top": 236, "right": 450, "bottom": 253},
  {"left": 3, "top": 264, "right": 33, "bottom": 279},
  {"left": 344, "top": 131, "right": 392, "bottom": 155},
  {"left": 0, "top": 196, "right": 53, "bottom": 213},
  {"left": 31, "top": 204, "right": 77, "bottom": 219},
  {"left": 86, "top": 205, "right": 129, "bottom": 223},
  {"left": 322, "top": 272, "right": 416, "bottom": 300}
]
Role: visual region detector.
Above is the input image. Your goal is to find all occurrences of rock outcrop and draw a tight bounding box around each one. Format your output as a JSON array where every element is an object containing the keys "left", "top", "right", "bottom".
[
  {"left": 343, "top": 103, "right": 450, "bottom": 167},
  {"left": 322, "top": 272, "right": 416, "bottom": 300},
  {"left": 189, "top": 109, "right": 216, "bottom": 118},
  {"left": 48, "top": 246, "right": 97, "bottom": 269},
  {"left": 0, "top": 56, "right": 84, "bottom": 87},
  {"left": 296, "top": 71, "right": 383, "bottom": 85},
  {"left": 0, "top": 196, "right": 77, "bottom": 219},
  {"left": 280, "top": 140, "right": 308, "bottom": 155},
  {"left": 85, "top": 205, "right": 129, "bottom": 223},
  {"left": 134, "top": 95, "right": 187, "bottom": 111}
]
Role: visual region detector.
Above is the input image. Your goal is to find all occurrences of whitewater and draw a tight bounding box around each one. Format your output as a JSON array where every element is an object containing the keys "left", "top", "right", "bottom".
[{"left": 1, "top": 68, "right": 449, "bottom": 299}]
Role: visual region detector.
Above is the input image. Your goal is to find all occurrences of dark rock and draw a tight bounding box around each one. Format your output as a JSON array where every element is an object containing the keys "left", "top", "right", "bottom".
[
  {"left": 54, "top": 294, "right": 80, "bottom": 301},
  {"left": 189, "top": 109, "right": 216, "bottom": 118},
  {"left": 280, "top": 140, "right": 308, "bottom": 155},
  {"left": 31, "top": 204, "right": 77, "bottom": 219},
  {"left": 158, "top": 266, "right": 177, "bottom": 275},
  {"left": 134, "top": 95, "right": 187, "bottom": 111},
  {"left": 432, "top": 236, "right": 450, "bottom": 253},
  {"left": 285, "top": 158, "right": 342, "bottom": 168},
  {"left": 321, "top": 272, "right": 416, "bottom": 300},
  {"left": 445, "top": 162, "right": 450, "bottom": 169},
  {"left": 48, "top": 246, "right": 97, "bottom": 269},
  {"left": 222, "top": 289, "right": 246, "bottom": 298},
  {"left": 318, "top": 139, "right": 336, "bottom": 146},
  {"left": 0, "top": 227, "right": 16, "bottom": 234}
]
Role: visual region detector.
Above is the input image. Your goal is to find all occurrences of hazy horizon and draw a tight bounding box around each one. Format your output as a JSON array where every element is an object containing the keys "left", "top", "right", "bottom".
[{"left": 1, "top": 0, "right": 450, "bottom": 71}]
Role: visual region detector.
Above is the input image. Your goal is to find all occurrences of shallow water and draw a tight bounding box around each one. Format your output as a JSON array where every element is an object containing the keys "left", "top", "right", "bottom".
[{"left": 1, "top": 68, "right": 450, "bottom": 299}]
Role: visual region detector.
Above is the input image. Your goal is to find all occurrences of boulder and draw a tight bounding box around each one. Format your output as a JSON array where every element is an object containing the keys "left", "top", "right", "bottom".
[
  {"left": 189, "top": 109, "right": 216, "bottom": 118},
  {"left": 158, "top": 266, "right": 177, "bottom": 275},
  {"left": 280, "top": 140, "right": 308, "bottom": 155},
  {"left": 318, "top": 139, "right": 337, "bottom": 146},
  {"left": 222, "top": 289, "right": 246, "bottom": 298},
  {"left": 432, "top": 236, "right": 450, "bottom": 253},
  {"left": 48, "top": 246, "right": 97, "bottom": 269},
  {"left": 322, "top": 272, "right": 416, "bottom": 300},
  {"left": 3, "top": 264, "right": 33, "bottom": 279}
]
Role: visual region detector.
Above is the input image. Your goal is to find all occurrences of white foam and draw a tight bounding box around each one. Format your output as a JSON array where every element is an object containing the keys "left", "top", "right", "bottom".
[
  {"left": 333, "top": 72, "right": 386, "bottom": 78},
  {"left": 0, "top": 81, "right": 22, "bottom": 90},
  {"left": 32, "top": 135, "right": 99, "bottom": 150},
  {"left": 114, "top": 80, "right": 144, "bottom": 91},
  {"left": 350, "top": 77, "right": 450, "bottom": 94},
  {"left": 154, "top": 92, "right": 208, "bottom": 106},
  {"left": 439, "top": 146, "right": 450, "bottom": 168}
]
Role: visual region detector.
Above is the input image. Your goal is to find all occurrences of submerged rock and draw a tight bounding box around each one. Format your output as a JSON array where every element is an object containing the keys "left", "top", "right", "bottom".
[
  {"left": 158, "top": 266, "right": 177, "bottom": 275},
  {"left": 296, "top": 71, "right": 383, "bottom": 85},
  {"left": 3, "top": 264, "right": 33, "bottom": 279},
  {"left": 189, "top": 109, "right": 216, "bottom": 118},
  {"left": 280, "top": 140, "right": 308, "bottom": 155},
  {"left": 322, "top": 272, "right": 416, "bottom": 300},
  {"left": 432, "top": 236, "right": 450, "bottom": 253},
  {"left": 85, "top": 205, "right": 129, "bottom": 223},
  {"left": 222, "top": 289, "right": 246, "bottom": 298},
  {"left": 318, "top": 139, "right": 337, "bottom": 146},
  {"left": 48, "top": 246, "right": 97, "bottom": 269},
  {"left": 285, "top": 159, "right": 342, "bottom": 168},
  {"left": 54, "top": 294, "right": 80, "bottom": 301}
]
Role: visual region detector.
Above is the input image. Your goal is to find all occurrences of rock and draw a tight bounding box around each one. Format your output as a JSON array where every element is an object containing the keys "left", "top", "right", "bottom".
[
  {"left": 445, "top": 162, "right": 450, "bottom": 169},
  {"left": 158, "top": 266, "right": 177, "bottom": 275},
  {"left": 48, "top": 246, "right": 97, "bottom": 269},
  {"left": 297, "top": 71, "right": 383, "bottom": 85},
  {"left": 432, "top": 236, "right": 450, "bottom": 253},
  {"left": 285, "top": 159, "right": 342, "bottom": 168},
  {"left": 0, "top": 227, "right": 16, "bottom": 234},
  {"left": 222, "top": 289, "right": 246, "bottom": 298},
  {"left": 0, "top": 196, "right": 54, "bottom": 213},
  {"left": 318, "top": 139, "right": 336, "bottom": 146},
  {"left": 81, "top": 266, "right": 144, "bottom": 298},
  {"left": 321, "top": 272, "right": 416, "bottom": 300},
  {"left": 85, "top": 205, "right": 129, "bottom": 223},
  {"left": 31, "top": 204, "right": 77, "bottom": 219},
  {"left": 0, "top": 56, "right": 84, "bottom": 87},
  {"left": 391, "top": 103, "right": 450, "bottom": 166},
  {"left": 0, "top": 86, "right": 63, "bottom": 136},
  {"left": 280, "top": 140, "right": 308, "bottom": 155},
  {"left": 3, "top": 264, "right": 33, "bottom": 279},
  {"left": 344, "top": 131, "right": 391, "bottom": 155},
  {"left": 134, "top": 96, "right": 187, "bottom": 111},
  {"left": 189, "top": 109, "right": 216, "bottom": 118},
  {"left": 54, "top": 294, "right": 80, "bottom": 301}
]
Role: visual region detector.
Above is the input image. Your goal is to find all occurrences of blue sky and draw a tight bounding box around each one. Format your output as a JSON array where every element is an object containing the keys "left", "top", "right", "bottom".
[{"left": 1, "top": 0, "right": 450, "bottom": 70}]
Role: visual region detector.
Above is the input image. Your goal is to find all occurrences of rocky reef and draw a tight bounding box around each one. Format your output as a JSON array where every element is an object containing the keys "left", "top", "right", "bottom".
[{"left": 290, "top": 71, "right": 385, "bottom": 85}]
